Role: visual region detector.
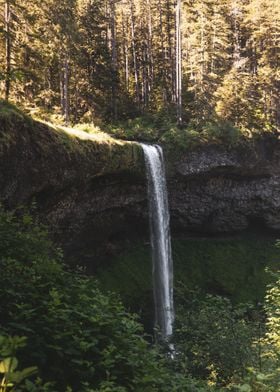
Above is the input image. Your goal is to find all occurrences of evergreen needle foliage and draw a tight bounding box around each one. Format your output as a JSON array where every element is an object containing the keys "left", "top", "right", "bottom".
[{"left": 0, "top": 0, "right": 279, "bottom": 135}]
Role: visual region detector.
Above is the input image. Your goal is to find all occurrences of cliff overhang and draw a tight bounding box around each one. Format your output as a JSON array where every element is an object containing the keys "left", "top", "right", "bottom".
[{"left": 1, "top": 105, "right": 279, "bottom": 266}]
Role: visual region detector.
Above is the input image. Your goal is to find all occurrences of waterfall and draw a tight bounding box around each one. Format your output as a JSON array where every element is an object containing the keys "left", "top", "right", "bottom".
[{"left": 142, "top": 144, "right": 174, "bottom": 339}]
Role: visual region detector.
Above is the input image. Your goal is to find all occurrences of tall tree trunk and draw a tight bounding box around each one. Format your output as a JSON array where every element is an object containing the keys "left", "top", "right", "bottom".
[
  {"left": 110, "top": 0, "right": 117, "bottom": 119},
  {"left": 5, "top": 0, "right": 11, "bottom": 101},
  {"left": 60, "top": 60, "right": 65, "bottom": 117},
  {"left": 147, "top": 0, "right": 153, "bottom": 94},
  {"left": 121, "top": 9, "right": 129, "bottom": 91},
  {"left": 232, "top": 1, "right": 241, "bottom": 67},
  {"left": 64, "top": 55, "right": 70, "bottom": 124},
  {"left": 175, "top": 0, "right": 182, "bottom": 125},
  {"left": 158, "top": 0, "right": 166, "bottom": 102},
  {"left": 130, "top": 0, "right": 140, "bottom": 103},
  {"left": 200, "top": 12, "right": 205, "bottom": 83},
  {"left": 73, "top": 65, "right": 78, "bottom": 123},
  {"left": 166, "top": 0, "right": 175, "bottom": 102}
]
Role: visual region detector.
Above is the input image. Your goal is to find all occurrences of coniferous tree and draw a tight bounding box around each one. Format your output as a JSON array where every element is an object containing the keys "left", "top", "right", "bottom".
[{"left": 0, "top": 0, "right": 278, "bottom": 131}]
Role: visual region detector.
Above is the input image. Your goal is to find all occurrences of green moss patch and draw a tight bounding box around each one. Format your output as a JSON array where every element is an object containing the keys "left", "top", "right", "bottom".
[
  {"left": 97, "top": 236, "right": 280, "bottom": 327},
  {"left": 0, "top": 101, "right": 144, "bottom": 178},
  {"left": 0, "top": 100, "right": 34, "bottom": 147},
  {"left": 173, "top": 236, "right": 279, "bottom": 303}
]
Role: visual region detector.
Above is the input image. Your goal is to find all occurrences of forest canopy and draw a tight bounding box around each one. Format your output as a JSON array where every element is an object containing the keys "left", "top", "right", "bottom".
[{"left": 0, "top": 0, "right": 279, "bottom": 135}]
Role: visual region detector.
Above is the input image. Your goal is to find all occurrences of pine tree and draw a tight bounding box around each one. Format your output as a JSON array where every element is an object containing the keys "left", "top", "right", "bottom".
[{"left": 246, "top": 0, "right": 280, "bottom": 130}]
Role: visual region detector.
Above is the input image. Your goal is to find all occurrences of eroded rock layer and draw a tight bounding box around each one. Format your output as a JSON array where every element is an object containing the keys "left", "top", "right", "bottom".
[{"left": 168, "top": 139, "right": 280, "bottom": 233}]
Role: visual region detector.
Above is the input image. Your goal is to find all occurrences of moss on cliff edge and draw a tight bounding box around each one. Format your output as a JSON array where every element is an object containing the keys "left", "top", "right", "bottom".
[
  {"left": 0, "top": 101, "right": 144, "bottom": 189},
  {"left": 0, "top": 100, "right": 34, "bottom": 149}
]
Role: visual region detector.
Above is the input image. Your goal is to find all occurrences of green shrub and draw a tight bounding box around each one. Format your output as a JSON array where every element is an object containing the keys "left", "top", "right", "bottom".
[
  {"left": 0, "top": 335, "right": 37, "bottom": 392},
  {"left": 259, "top": 268, "right": 280, "bottom": 389},
  {"left": 106, "top": 116, "right": 159, "bottom": 141},
  {"left": 160, "top": 126, "right": 202, "bottom": 150},
  {"left": 0, "top": 256, "right": 207, "bottom": 391},
  {"left": 228, "top": 268, "right": 280, "bottom": 391},
  {"left": 201, "top": 120, "right": 242, "bottom": 145},
  {"left": 173, "top": 286, "right": 262, "bottom": 386},
  {"left": 0, "top": 206, "right": 207, "bottom": 392},
  {"left": 2, "top": 205, "right": 277, "bottom": 391}
]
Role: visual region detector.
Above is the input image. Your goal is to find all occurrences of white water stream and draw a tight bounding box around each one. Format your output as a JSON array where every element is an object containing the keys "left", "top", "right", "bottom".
[{"left": 142, "top": 144, "right": 174, "bottom": 339}]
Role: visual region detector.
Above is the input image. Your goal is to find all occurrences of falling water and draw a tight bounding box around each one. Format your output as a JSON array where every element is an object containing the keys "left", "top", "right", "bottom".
[{"left": 142, "top": 144, "right": 174, "bottom": 339}]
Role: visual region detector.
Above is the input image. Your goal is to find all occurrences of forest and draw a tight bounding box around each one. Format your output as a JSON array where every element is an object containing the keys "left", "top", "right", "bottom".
[
  {"left": 0, "top": 0, "right": 279, "bottom": 135},
  {"left": 0, "top": 0, "right": 280, "bottom": 391}
]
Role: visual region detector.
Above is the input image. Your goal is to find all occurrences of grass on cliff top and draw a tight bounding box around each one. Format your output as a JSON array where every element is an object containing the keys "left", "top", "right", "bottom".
[
  {"left": 0, "top": 99, "right": 33, "bottom": 128},
  {"left": 40, "top": 120, "right": 132, "bottom": 147},
  {"left": 0, "top": 100, "right": 35, "bottom": 150},
  {"left": 27, "top": 105, "right": 135, "bottom": 146},
  {"left": 0, "top": 101, "right": 142, "bottom": 179},
  {"left": 0, "top": 100, "right": 135, "bottom": 149}
]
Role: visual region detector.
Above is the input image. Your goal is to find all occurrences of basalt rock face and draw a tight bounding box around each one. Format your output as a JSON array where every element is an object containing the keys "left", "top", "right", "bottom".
[
  {"left": 168, "top": 137, "right": 280, "bottom": 234},
  {"left": 0, "top": 114, "right": 147, "bottom": 267},
  {"left": 48, "top": 174, "right": 148, "bottom": 268},
  {"left": 0, "top": 112, "right": 279, "bottom": 267}
]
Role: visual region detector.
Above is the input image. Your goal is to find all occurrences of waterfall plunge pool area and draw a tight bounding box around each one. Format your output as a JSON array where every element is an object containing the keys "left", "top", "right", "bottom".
[{"left": 96, "top": 234, "right": 280, "bottom": 333}]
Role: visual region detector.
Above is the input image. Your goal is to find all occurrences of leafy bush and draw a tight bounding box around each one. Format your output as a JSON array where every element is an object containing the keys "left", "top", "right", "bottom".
[
  {"left": 0, "top": 335, "right": 55, "bottom": 392},
  {"left": 1, "top": 205, "right": 277, "bottom": 391},
  {"left": 0, "top": 335, "right": 37, "bottom": 392},
  {"left": 172, "top": 285, "right": 262, "bottom": 386},
  {"left": 0, "top": 206, "right": 205, "bottom": 391},
  {"left": 160, "top": 126, "right": 202, "bottom": 150},
  {"left": 0, "top": 259, "right": 206, "bottom": 391},
  {"left": 201, "top": 120, "right": 242, "bottom": 145},
  {"left": 106, "top": 116, "right": 160, "bottom": 142},
  {"left": 159, "top": 118, "right": 243, "bottom": 151},
  {"left": 227, "top": 268, "right": 280, "bottom": 392},
  {"left": 0, "top": 205, "right": 59, "bottom": 264},
  {"left": 258, "top": 268, "right": 280, "bottom": 389}
]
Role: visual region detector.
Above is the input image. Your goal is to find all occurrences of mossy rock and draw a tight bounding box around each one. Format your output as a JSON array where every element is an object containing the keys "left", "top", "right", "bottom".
[
  {"left": 0, "top": 101, "right": 145, "bottom": 211},
  {"left": 97, "top": 235, "right": 280, "bottom": 330}
]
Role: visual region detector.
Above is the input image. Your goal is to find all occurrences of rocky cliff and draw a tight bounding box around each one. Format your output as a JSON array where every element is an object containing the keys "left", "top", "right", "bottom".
[
  {"left": 168, "top": 138, "right": 280, "bottom": 234},
  {"left": 0, "top": 106, "right": 279, "bottom": 267},
  {"left": 0, "top": 106, "right": 145, "bottom": 266}
]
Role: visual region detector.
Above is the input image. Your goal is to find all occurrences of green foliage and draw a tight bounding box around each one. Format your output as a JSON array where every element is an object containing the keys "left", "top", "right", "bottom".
[
  {"left": 1, "top": 0, "right": 279, "bottom": 134},
  {"left": 228, "top": 268, "right": 280, "bottom": 391},
  {"left": 97, "top": 237, "right": 280, "bottom": 327},
  {"left": 98, "top": 238, "right": 280, "bottom": 390},
  {"left": 160, "top": 126, "right": 203, "bottom": 150},
  {"left": 0, "top": 101, "right": 33, "bottom": 133},
  {"left": 260, "top": 269, "right": 280, "bottom": 389},
  {"left": 0, "top": 205, "right": 59, "bottom": 265},
  {"left": 160, "top": 119, "right": 245, "bottom": 151},
  {"left": 105, "top": 113, "right": 177, "bottom": 142},
  {"left": 0, "top": 206, "right": 206, "bottom": 391},
  {"left": 0, "top": 335, "right": 37, "bottom": 392},
  {"left": 201, "top": 120, "right": 242, "bottom": 145},
  {"left": 105, "top": 114, "right": 245, "bottom": 149},
  {"left": 173, "top": 287, "right": 261, "bottom": 386}
]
